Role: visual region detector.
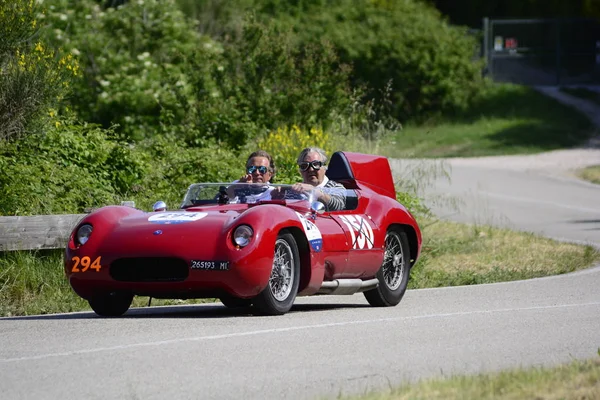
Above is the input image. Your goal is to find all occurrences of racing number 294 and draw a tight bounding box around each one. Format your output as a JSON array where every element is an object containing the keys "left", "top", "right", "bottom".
[{"left": 71, "top": 256, "right": 102, "bottom": 272}]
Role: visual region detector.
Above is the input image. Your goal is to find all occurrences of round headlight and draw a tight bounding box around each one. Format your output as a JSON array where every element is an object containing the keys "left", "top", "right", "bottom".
[
  {"left": 76, "top": 224, "right": 93, "bottom": 246},
  {"left": 233, "top": 225, "right": 253, "bottom": 247}
]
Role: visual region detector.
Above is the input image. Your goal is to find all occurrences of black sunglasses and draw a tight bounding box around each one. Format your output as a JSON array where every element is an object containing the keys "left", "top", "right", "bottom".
[
  {"left": 247, "top": 165, "right": 269, "bottom": 174},
  {"left": 299, "top": 160, "right": 324, "bottom": 171}
]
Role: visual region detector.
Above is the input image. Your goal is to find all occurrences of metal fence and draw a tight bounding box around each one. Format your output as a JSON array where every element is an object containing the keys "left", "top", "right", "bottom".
[{"left": 483, "top": 18, "right": 600, "bottom": 85}]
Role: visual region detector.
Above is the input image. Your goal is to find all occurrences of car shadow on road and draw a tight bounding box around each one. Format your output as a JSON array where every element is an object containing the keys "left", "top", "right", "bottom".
[
  {"left": 568, "top": 219, "right": 600, "bottom": 231},
  {"left": 1, "top": 302, "right": 370, "bottom": 320}
]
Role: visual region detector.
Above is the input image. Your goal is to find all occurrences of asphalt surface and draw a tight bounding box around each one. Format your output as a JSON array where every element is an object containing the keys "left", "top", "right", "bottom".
[
  {"left": 2, "top": 150, "right": 600, "bottom": 399},
  {"left": 1, "top": 268, "right": 599, "bottom": 400},
  {"left": 390, "top": 152, "right": 600, "bottom": 246}
]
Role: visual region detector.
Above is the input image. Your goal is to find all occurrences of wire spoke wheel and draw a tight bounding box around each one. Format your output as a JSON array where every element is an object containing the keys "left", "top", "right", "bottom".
[
  {"left": 381, "top": 231, "right": 404, "bottom": 291},
  {"left": 364, "top": 229, "right": 411, "bottom": 307},
  {"left": 270, "top": 238, "right": 294, "bottom": 301},
  {"left": 253, "top": 231, "right": 300, "bottom": 315}
]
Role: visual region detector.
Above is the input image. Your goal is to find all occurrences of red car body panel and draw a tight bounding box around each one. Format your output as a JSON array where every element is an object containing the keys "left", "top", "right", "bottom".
[{"left": 64, "top": 151, "right": 422, "bottom": 303}]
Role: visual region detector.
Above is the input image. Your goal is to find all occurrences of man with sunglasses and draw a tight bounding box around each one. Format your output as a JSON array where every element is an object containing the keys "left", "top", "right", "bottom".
[
  {"left": 285, "top": 147, "right": 346, "bottom": 211},
  {"left": 238, "top": 150, "right": 275, "bottom": 184},
  {"left": 228, "top": 150, "right": 276, "bottom": 203}
]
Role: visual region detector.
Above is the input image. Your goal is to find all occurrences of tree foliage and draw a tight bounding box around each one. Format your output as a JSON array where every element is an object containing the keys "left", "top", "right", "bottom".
[
  {"left": 431, "top": 0, "right": 600, "bottom": 27},
  {"left": 0, "top": 0, "right": 78, "bottom": 141}
]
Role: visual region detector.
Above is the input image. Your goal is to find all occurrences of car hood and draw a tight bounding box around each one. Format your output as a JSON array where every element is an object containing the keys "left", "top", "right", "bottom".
[{"left": 95, "top": 209, "right": 243, "bottom": 257}]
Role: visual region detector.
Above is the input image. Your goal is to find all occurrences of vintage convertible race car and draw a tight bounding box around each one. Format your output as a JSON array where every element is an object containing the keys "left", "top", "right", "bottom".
[{"left": 64, "top": 151, "right": 422, "bottom": 316}]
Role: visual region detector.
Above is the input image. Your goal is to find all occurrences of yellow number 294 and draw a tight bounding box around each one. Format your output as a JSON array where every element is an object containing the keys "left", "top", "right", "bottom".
[{"left": 71, "top": 256, "right": 102, "bottom": 272}]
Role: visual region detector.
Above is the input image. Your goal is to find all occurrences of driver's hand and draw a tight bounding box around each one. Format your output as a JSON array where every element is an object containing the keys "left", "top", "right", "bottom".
[
  {"left": 291, "top": 183, "right": 314, "bottom": 194},
  {"left": 239, "top": 174, "right": 253, "bottom": 183},
  {"left": 271, "top": 187, "right": 286, "bottom": 199}
]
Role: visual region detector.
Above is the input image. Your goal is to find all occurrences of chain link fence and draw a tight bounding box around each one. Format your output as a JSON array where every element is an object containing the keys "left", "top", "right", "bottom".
[{"left": 483, "top": 18, "right": 600, "bottom": 85}]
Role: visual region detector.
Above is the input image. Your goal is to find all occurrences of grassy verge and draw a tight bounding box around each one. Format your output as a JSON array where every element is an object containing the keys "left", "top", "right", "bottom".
[
  {"left": 339, "top": 356, "right": 600, "bottom": 400},
  {"left": 372, "top": 84, "right": 594, "bottom": 158},
  {"left": 576, "top": 165, "right": 600, "bottom": 185},
  {"left": 409, "top": 218, "right": 600, "bottom": 288},
  {"left": 1, "top": 220, "right": 598, "bottom": 317}
]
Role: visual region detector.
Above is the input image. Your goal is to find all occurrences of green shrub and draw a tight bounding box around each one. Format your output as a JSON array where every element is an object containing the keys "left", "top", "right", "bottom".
[
  {"left": 0, "top": 0, "right": 78, "bottom": 140},
  {"left": 266, "top": 0, "right": 485, "bottom": 121},
  {"left": 187, "top": 0, "right": 485, "bottom": 122},
  {"left": 0, "top": 118, "right": 139, "bottom": 215},
  {"left": 40, "top": 0, "right": 353, "bottom": 147},
  {"left": 41, "top": 0, "right": 205, "bottom": 142},
  {"left": 184, "top": 17, "right": 353, "bottom": 148},
  {"left": 0, "top": 114, "right": 244, "bottom": 215}
]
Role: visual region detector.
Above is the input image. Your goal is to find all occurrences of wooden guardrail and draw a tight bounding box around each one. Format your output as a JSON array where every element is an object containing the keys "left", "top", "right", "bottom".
[{"left": 0, "top": 214, "right": 86, "bottom": 251}]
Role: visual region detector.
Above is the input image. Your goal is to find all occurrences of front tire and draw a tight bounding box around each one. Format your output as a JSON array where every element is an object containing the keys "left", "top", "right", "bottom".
[
  {"left": 253, "top": 231, "right": 300, "bottom": 315},
  {"left": 364, "top": 230, "right": 410, "bottom": 307},
  {"left": 219, "top": 295, "right": 252, "bottom": 309},
  {"left": 88, "top": 291, "right": 134, "bottom": 317}
]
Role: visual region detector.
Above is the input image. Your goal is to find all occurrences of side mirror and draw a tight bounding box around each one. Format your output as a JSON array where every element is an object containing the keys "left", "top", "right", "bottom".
[
  {"left": 310, "top": 201, "right": 325, "bottom": 215},
  {"left": 153, "top": 201, "right": 167, "bottom": 212}
]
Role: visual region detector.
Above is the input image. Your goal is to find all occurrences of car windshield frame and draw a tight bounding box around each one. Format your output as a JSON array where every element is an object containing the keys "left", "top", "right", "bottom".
[{"left": 180, "top": 183, "right": 319, "bottom": 209}]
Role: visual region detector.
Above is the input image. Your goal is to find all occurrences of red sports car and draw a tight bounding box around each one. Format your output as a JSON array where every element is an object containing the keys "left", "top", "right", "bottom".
[{"left": 64, "top": 151, "right": 422, "bottom": 316}]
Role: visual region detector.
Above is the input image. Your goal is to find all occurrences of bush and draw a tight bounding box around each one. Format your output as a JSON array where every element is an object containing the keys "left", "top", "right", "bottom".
[
  {"left": 265, "top": 0, "right": 485, "bottom": 121},
  {"left": 41, "top": 0, "right": 205, "bottom": 142},
  {"left": 40, "top": 0, "right": 353, "bottom": 148},
  {"left": 0, "top": 116, "right": 146, "bottom": 215},
  {"left": 192, "top": 0, "right": 485, "bottom": 122},
  {"left": 0, "top": 0, "right": 79, "bottom": 140}
]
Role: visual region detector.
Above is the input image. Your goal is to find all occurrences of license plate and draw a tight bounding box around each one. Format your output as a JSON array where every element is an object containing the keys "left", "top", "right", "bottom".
[{"left": 191, "top": 260, "right": 230, "bottom": 271}]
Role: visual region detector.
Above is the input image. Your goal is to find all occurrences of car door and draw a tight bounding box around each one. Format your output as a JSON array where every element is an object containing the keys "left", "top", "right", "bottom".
[{"left": 309, "top": 213, "right": 349, "bottom": 279}]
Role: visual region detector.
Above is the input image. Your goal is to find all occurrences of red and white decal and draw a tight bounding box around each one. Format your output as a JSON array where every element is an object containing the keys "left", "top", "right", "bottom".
[
  {"left": 338, "top": 215, "right": 374, "bottom": 249},
  {"left": 295, "top": 212, "right": 323, "bottom": 252},
  {"left": 148, "top": 212, "right": 208, "bottom": 224}
]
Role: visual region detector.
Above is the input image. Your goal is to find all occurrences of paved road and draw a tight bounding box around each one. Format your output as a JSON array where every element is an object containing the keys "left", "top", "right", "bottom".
[
  {"left": 1, "top": 268, "right": 599, "bottom": 400},
  {"left": 2, "top": 151, "right": 600, "bottom": 400},
  {"left": 390, "top": 151, "right": 600, "bottom": 246}
]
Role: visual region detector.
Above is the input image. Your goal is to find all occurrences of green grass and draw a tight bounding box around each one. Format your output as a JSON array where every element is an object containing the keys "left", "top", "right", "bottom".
[
  {"left": 410, "top": 218, "right": 600, "bottom": 289},
  {"left": 379, "top": 84, "right": 594, "bottom": 158},
  {"left": 338, "top": 356, "right": 600, "bottom": 400},
  {"left": 577, "top": 165, "right": 600, "bottom": 185}
]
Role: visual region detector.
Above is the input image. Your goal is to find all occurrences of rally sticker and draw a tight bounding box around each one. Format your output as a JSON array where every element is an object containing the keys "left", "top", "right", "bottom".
[
  {"left": 338, "top": 214, "right": 375, "bottom": 250},
  {"left": 295, "top": 212, "right": 323, "bottom": 252},
  {"left": 148, "top": 212, "right": 208, "bottom": 224}
]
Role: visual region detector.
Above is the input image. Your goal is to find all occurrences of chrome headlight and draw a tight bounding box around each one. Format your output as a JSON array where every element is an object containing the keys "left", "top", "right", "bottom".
[
  {"left": 76, "top": 224, "right": 93, "bottom": 246},
  {"left": 233, "top": 225, "right": 253, "bottom": 247}
]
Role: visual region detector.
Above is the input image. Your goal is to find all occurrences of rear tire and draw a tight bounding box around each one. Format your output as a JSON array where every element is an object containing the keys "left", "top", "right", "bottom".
[
  {"left": 364, "top": 230, "right": 410, "bottom": 307},
  {"left": 253, "top": 232, "right": 300, "bottom": 315},
  {"left": 88, "top": 292, "right": 133, "bottom": 317}
]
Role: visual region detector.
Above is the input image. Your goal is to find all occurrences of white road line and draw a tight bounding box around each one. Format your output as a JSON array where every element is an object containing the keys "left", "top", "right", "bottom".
[
  {"left": 479, "top": 191, "right": 599, "bottom": 214},
  {"left": 2, "top": 301, "right": 600, "bottom": 363}
]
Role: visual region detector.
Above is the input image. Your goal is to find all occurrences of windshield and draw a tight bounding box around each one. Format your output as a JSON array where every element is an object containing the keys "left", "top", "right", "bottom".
[{"left": 180, "top": 183, "right": 318, "bottom": 208}]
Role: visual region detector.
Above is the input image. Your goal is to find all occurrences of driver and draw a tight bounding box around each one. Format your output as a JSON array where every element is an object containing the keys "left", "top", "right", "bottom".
[
  {"left": 237, "top": 150, "right": 275, "bottom": 184},
  {"left": 229, "top": 150, "right": 276, "bottom": 203}
]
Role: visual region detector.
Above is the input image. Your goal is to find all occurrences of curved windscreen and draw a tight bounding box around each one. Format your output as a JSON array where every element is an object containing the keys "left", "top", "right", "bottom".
[{"left": 180, "top": 183, "right": 320, "bottom": 208}]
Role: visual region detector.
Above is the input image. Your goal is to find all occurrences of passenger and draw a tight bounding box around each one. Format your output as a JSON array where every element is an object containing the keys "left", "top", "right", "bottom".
[{"left": 277, "top": 147, "right": 346, "bottom": 211}]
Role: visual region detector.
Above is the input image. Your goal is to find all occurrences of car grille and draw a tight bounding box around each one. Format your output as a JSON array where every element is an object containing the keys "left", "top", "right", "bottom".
[{"left": 110, "top": 257, "right": 189, "bottom": 282}]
